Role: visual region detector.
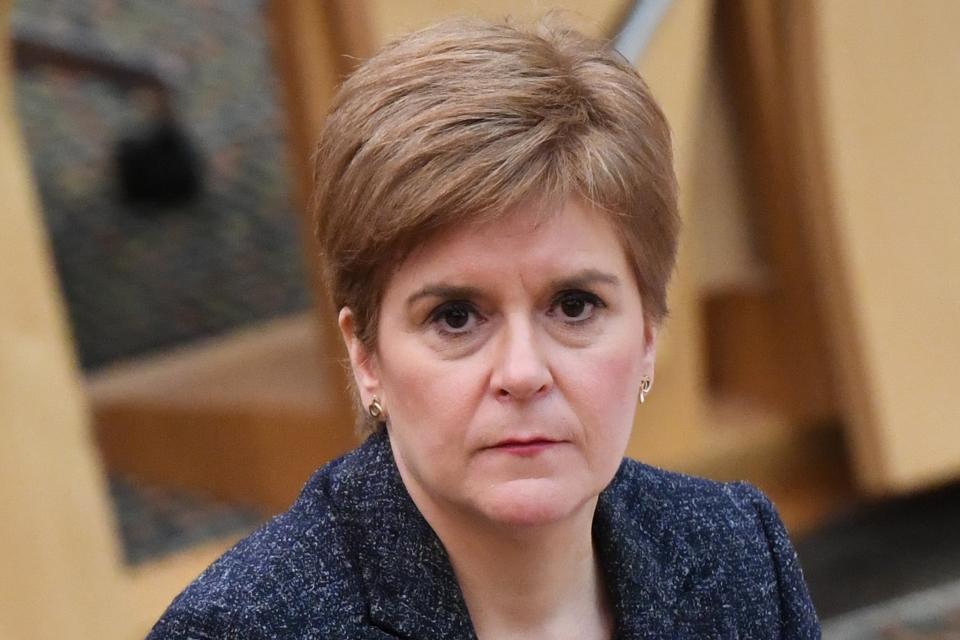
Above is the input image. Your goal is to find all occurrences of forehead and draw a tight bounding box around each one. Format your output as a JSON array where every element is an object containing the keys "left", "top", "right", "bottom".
[{"left": 387, "top": 199, "right": 632, "bottom": 290}]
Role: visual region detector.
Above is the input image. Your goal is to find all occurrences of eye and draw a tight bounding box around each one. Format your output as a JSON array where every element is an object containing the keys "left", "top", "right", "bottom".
[
  {"left": 428, "top": 301, "right": 482, "bottom": 335},
  {"left": 549, "top": 290, "right": 605, "bottom": 323}
]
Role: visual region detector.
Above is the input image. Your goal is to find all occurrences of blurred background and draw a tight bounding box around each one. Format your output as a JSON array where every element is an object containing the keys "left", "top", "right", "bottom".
[{"left": 2, "top": 1, "right": 958, "bottom": 638}]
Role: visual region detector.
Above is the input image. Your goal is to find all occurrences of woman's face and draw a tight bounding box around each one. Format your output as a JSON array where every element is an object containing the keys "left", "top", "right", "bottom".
[{"left": 340, "top": 198, "right": 657, "bottom": 529}]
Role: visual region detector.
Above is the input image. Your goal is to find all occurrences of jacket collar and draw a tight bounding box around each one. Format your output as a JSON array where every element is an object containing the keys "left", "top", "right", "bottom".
[
  {"left": 333, "top": 429, "right": 477, "bottom": 639},
  {"left": 332, "top": 429, "right": 697, "bottom": 639},
  {"left": 592, "top": 461, "right": 698, "bottom": 638}
]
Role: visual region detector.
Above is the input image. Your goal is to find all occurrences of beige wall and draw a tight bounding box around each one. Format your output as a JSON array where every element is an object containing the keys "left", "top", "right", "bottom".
[
  {"left": 368, "top": 0, "right": 627, "bottom": 42},
  {"left": 811, "top": 0, "right": 960, "bottom": 492},
  {"left": 0, "top": 5, "right": 127, "bottom": 637}
]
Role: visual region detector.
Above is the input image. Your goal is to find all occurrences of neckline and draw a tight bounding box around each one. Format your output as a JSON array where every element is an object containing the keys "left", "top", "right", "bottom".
[{"left": 325, "top": 429, "right": 692, "bottom": 638}]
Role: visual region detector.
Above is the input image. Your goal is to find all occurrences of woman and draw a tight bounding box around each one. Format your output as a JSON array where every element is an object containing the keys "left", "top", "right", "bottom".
[{"left": 149, "top": 17, "right": 820, "bottom": 639}]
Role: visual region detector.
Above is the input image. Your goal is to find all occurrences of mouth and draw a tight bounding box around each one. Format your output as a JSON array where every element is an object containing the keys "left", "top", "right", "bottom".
[{"left": 487, "top": 437, "right": 565, "bottom": 457}]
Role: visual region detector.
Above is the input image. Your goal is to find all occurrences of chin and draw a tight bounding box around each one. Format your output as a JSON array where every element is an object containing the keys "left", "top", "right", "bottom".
[{"left": 477, "top": 478, "right": 594, "bottom": 528}]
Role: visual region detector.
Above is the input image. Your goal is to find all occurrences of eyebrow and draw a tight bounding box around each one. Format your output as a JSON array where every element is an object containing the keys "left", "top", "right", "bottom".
[
  {"left": 548, "top": 269, "right": 621, "bottom": 292},
  {"left": 405, "top": 284, "right": 485, "bottom": 310},
  {"left": 404, "top": 269, "right": 621, "bottom": 310}
]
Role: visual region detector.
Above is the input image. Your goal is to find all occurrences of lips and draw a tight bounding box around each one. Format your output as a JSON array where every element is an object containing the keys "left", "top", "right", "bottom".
[{"left": 487, "top": 436, "right": 564, "bottom": 456}]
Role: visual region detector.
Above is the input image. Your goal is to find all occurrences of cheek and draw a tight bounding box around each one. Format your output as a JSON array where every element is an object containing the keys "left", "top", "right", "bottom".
[
  {"left": 558, "top": 344, "right": 644, "bottom": 440},
  {"left": 380, "top": 345, "right": 486, "bottom": 446}
]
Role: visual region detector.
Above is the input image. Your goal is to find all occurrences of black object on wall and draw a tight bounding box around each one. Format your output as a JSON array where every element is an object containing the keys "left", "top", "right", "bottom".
[{"left": 115, "top": 114, "right": 204, "bottom": 208}]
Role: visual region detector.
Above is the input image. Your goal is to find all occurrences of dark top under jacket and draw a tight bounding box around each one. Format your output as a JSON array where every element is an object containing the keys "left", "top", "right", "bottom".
[{"left": 147, "top": 429, "right": 821, "bottom": 639}]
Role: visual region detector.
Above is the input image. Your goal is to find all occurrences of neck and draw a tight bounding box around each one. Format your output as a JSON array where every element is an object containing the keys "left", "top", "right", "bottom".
[{"left": 416, "top": 495, "right": 613, "bottom": 640}]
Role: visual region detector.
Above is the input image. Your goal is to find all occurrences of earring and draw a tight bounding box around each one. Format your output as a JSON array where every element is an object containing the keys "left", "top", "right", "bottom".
[
  {"left": 639, "top": 376, "right": 652, "bottom": 404},
  {"left": 368, "top": 396, "right": 383, "bottom": 419}
]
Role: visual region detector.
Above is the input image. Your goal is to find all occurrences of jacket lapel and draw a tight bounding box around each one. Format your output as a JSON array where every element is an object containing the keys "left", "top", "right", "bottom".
[
  {"left": 334, "top": 430, "right": 478, "bottom": 639},
  {"left": 593, "top": 460, "right": 700, "bottom": 639},
  {"left": 335, "top": 432, "right": 703, "bottom": 639}
]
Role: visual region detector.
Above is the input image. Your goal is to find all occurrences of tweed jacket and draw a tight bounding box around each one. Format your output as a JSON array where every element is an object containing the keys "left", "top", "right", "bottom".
[{"left": 148, "top": 429, "right": 821, "bottom": 639}]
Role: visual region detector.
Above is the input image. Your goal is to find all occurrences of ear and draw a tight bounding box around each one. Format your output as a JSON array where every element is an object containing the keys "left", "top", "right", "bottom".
[
  {"left": 337, "top": 307, "right": 381, "bottom": 404},
  {"left": 640, "top": 317, "right": 659, "bottom": 385}
]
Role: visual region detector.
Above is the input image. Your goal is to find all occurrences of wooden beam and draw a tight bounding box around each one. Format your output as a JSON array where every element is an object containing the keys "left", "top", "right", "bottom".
[
  {"left": 265, "top": 0, "right": 375, "bottom": 434},
  {"left": 786, "top": 0, "right": 960, "bottom": 494},
  {"left": 714, "top": 0, "right": 838, "bottom": 427},
  {"left": 90, "top": 315, "right": 356, "bottom": 512},
  {"left": 0, "top": 6, "right": 127, "bottom": 636}
]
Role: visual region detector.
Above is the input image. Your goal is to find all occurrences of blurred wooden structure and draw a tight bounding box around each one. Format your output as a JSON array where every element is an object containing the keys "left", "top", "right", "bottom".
[
  {"left": 629, "top": 0, "right": 960, "bottom": 503},
  {"left": 801, "top": 1, "right": 960, "bottom": 494},
  {"left": 3, "top": 1, "right": 960, "bottom": 637},
  {"left": 0, "top": 4, "right": 125, "bottom": 636},
  {"left": 91, "top": 314, "right": 350, "bottom": 511}
]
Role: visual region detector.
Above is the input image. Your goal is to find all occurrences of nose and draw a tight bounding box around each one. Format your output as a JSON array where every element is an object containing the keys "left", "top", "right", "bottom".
[{"left": 490, "top": 317, "right": 553, "bottom": 401}]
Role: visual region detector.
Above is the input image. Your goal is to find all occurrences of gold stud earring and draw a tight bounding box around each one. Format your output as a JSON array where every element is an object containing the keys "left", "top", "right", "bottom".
[
  {"left": 368, "top": 396, "right": 383, "bottom": 419},
  {"left": 639, "top": 377, "right": 652, "bottom": 404}
]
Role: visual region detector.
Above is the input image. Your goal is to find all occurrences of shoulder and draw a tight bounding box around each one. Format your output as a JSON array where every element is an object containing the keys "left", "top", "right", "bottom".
[
  {"left": 608, "top": 457, "right": 787, "bottom": 544},
  {"left": 147, "top": 440, "right": 381, "bottom": 639},
  {"left": 603, "top": 457, "right": 765, "bottom": 544},
  {"left": 604, "top": 459, "right": 821, "bottom": 637}
]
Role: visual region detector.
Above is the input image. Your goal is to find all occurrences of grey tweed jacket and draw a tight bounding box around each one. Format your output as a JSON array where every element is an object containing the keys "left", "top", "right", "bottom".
[{"left": 147, "top": 429, "right": 821, "bottom": 639}]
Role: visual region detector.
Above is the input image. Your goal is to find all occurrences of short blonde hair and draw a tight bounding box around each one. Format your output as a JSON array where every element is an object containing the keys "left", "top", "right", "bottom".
[{"left": 314, "top": 16, "right": 679, "bottom": 372}]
